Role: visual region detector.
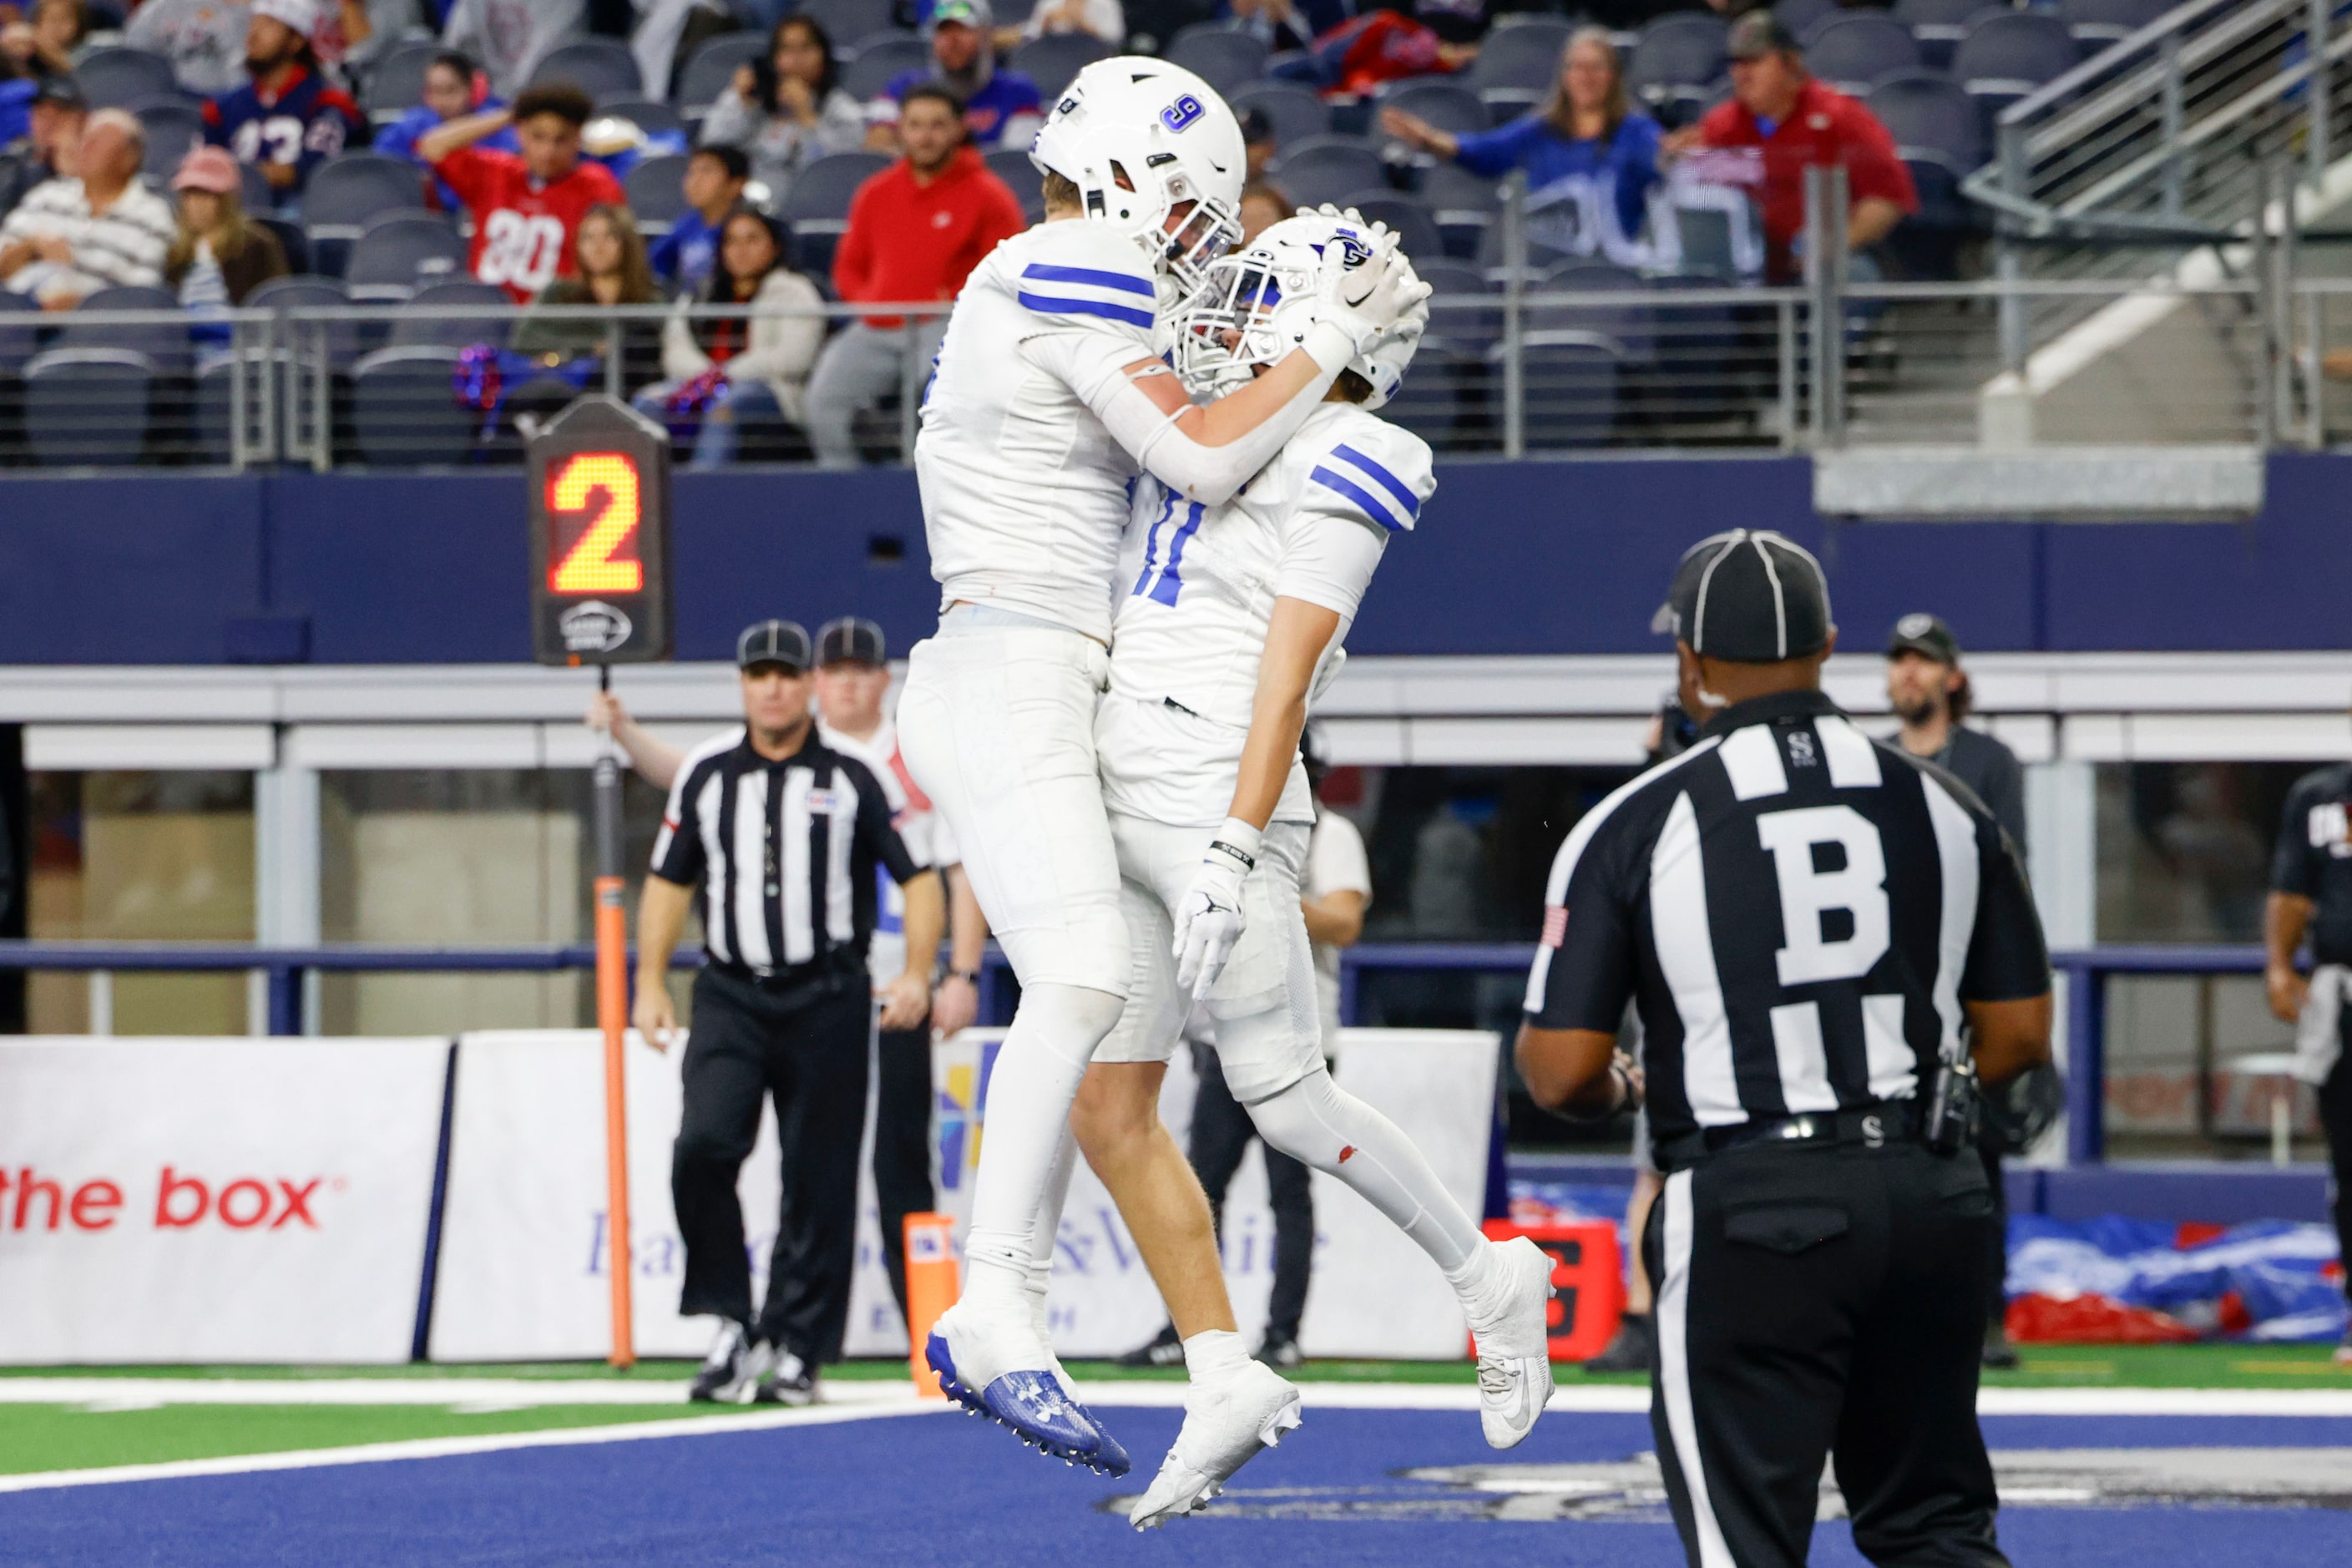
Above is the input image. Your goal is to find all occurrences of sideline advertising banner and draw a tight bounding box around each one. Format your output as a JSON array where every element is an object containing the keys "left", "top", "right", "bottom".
[{"left": 0, "top": 1037, "right": 450, "bottom": 1364}]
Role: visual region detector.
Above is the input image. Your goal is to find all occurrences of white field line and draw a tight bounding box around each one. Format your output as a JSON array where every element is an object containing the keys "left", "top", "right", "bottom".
[{"left": 0, "top": 1378, "right": 923, "bottom": 1409}]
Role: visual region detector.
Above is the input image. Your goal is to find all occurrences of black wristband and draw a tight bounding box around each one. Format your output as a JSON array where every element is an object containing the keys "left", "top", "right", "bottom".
[{"left": 1207, "top": 839, "right": 1256, "bottom": 871}]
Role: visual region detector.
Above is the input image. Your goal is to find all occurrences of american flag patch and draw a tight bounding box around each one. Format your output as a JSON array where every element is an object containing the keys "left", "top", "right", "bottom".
[{"left": 1540, "top": 905, "right": 1568, "bottom": 948}]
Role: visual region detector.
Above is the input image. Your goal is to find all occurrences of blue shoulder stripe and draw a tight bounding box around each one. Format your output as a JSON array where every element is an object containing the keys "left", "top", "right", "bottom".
[
  {"left": 1329, "top": 443, "right": 1422, "bottom": 521},
  {"left": 1310, "top": 466, "right": 1409, "bottom": 533},
  {"left": 1020, "top": 261, "right": 1155, "bottom": 296},
  {"left": 1016, "top": 290, "right": 1154, "bottom": 328}
]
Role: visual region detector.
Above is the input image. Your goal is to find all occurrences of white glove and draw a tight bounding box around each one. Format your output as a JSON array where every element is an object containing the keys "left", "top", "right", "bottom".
[
  {"left": 1313, "top": 229, "right": 1434, "bottom": 356},
  {"left": 1172, "top": 818, "right": 1262, "bottom": 1003}
]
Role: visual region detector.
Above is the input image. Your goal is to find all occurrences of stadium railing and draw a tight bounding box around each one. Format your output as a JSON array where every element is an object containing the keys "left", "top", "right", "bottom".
[{"left": 0, "top": 936, "right": 2279, "bottom": 1169}]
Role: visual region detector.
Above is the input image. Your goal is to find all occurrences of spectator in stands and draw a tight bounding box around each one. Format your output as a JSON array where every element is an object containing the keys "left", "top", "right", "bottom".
[
  {"left": 504, "top": 201, "right": 665, "bottom": 433},
  {"left": 1383, "top": 27, "right": 1662, "bottom": 252},
  {"left": 1000, "top": 0, "right": 1124, "bottom": 49},
  {"left": 649, "top": 142, "right": 746, "bottom": 296},
  {"left": 866, "top": 0, "right": 1042, "bottom": 154},
  {"left": 1221, "top": 0, "right": 1327, "bottom": 55},
  {"left": 126, "top": 0, "right": 255, "bottom": 98},
  {"left": 640, "top": 206, "right": 825, "bottom": 468},
  {"left": 1275, "top": 6, "right": 1479, "bottom": 97},
  {"left": 204, "top": 0, "right": 366, "bottom": 207},
  {"left": 0, "top": 76, "right": 83, "bottom": 217},
  {"left": 1237, "top": 179, "right": 1288, "bottom": 245},
  {"left": 0, "top": 109, "right": 173, "bottom": 307},
  {"left": 1666, "top": 13, "right": 1915, "bottom": 284},
  {"left": 372, "top": 49, "right": 518, "bottom": 212},
  {"left": 699, "top": 13, "right": 865, "bottom": 204},
  {"left": 811, "top": 83, "right": 1023, "bottom": 468},
  {"left": 1, "top": 0, "right": 89, "bottom": 82},
  {"left": 163, "top": 143, "right": 288, "bottom": 311},
  {"left": 420, "top": 78, "right": 625, "bottom": 303},
  {"left": 439, "top": 0, "right": 586, "bottom": 99}
]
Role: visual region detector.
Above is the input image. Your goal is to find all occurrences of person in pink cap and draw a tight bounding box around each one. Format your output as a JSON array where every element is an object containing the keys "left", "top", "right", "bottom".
[{"left": 164, "top": 143, "right": 288, "bottom": 321}]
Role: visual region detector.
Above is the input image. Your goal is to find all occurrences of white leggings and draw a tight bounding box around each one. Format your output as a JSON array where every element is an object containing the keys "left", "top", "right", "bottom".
[{"left": 1247, "top": 1062, "right": 1485, "bottom": 1275}]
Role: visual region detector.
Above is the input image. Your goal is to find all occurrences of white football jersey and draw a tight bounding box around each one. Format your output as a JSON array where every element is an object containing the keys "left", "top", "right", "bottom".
[
  {"left": 916, "top": 221, "right": 1164, "bottom": 645},
  {"left": 817, "top": 716, "right": 956, "bottom": 990},
  {"left": 1099, "top": 402, "right": 1435, "bottom": 827}
]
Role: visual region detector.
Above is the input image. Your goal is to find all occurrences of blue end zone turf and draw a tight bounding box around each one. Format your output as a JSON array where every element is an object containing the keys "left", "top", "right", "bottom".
[{"left": 1, "top": 1409, "right": 2347, "bottom": 1565}]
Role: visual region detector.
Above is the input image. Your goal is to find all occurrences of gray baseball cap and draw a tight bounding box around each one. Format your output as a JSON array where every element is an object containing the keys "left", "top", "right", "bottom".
[{"left": 736, "top": 619, "right": 812, "bottom": 672}]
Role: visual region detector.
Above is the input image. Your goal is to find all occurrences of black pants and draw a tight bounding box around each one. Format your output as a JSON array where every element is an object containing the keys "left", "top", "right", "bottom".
[
  {"left": 1977, "top": 1141, "right": 2008, "bottom": 1330},
  {"left": 672, "top": 966, "right": 869, "bottom": 1363},
  {"left": 1643, "top": 1139, "right": 2006, "bottom": 1568},
  {"left": 873, "top": 1019, "right": 936, "bottom": 1326},
  {"left": 1189, "top": 1043, "right": 1315, "bottom": 1341},
  {"left": 2322, "top": 1049, "right": 2352, "bottom": 1311}
]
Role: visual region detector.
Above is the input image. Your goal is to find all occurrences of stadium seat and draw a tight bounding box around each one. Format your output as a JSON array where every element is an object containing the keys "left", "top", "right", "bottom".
[
  {"left": 1651, "top": 184, "right": 1765, "bottom": 280},
  {"left": 1376, "top": 78, "right": 1489, "bottom": 139},
  {"left": 781, "top": 150, "right": 889, "bottom": 279},
  {"left": 1893, "top": 0, "right": 1987, "bottom": 70},
  {"left": 361, "top": 39, "right": 438, "bottom": 122},
  {"left": 529, "top": 38, "right": 642, "bottom": 101},
  {"left": 247, "top": 275, "right": 361, "bottom": 369},
  {"left": 1382, "top": 336, "right": 1472, "bottom": 448},
  {"left": 625, "top": 152, "right": 692, "bottom": 230},
  {"left": 1335, "top": 190, "right": 1444, "bottom": 271},
  {"left": 1166, "top": 24, "right": 1272, "bottom": 97},
  {"left": 350, "top": 345, "right": 475, "bottom": 466},
  {"left": 1474, "top": 215, "right": 1581, "bottom": 284},
  {"left": 22, "top": 347, "right": 153, "bottom": 465},
  {"left": 1227, "top": 80, "right": 1328, "bottom": 151},
  {"left": 391, "top": 280, "right": 513, "bottom": 350},
  {"left": 0, "top": 288, "right": 41, "bottom": 378},
  {"left": 675, "top": 31, "right": 768, "bottom": 112},
  {"left": 1775, "top": 0, "right": 1841, "bottom": 40},
  {"left": 1464, "top": 18, "right": 1571, "bottom": 118},
  {"left": 304, "top": 154, "right": 431, "bottom": 248},
  {"left": 1869, "top": 70, "right": 1985, "bottom": 175},
  {"left": 1804, "top": 12, "right": 1922, "bottom": 95},
  {"left": 1953, "top": 8, "right": 2081, "bottom": 132},
  {"left": 600, "top": 97, "right": 686, "bottom": 140},
  {"left": 345, "top": 213, "right": 467, "bottom": 301},
  {"left": 1010, "top": 34, "right": 1114, "bottom": 101},
  {"left": 253, "top": 215, "right": 311, "bottom": 276},
  {"left": 840, "top": 33, "right": 929, "bottom": 102},
  {"left": 1507, "top": 331, "right": 1621, "bottom": 449},
  {"left": 1532, "top": 260, "right": 1654, "bottom": 364},
  {"left": 1267, "top": 136, "right": 1392, "bottom": 212},
  {"left": 799, "top": 0, "right": 900, "bottom": 54},
  {"left": 59, "top": 286, "right": 191, "bottom": 375},
  {"left": 2059, "top": 0, "right": 2172, "bottom": 47},
  {"left": 194, "top": 348, "right": 322, "bottom": 465},
  {"left": 985, "top": 147, "right": 1044, "bottom": 221},
  {"left": 69, "top": 45, "right": 179, "bottom": 110},
  {"left": 1627, "top": 13, "right": 1728, "bottom": 128},
  {"left": 1418, "top": 160, "right": 1502, "bottom": 259},
  {"left": 130, "top": 97, "right": 205, "bottom": 184}
]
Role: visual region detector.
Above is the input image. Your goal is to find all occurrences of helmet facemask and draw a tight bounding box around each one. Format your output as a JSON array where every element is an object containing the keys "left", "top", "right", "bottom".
[{"left": 1171, "top": 251, "right": 1305, "bottom": 400}]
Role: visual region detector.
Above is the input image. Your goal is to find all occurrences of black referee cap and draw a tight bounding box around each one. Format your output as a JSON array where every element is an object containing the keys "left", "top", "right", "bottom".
[
  {"left": 815, "top": 615, "right": 886, "bottom": 667},
  {"left": 1653, "top": 529, "right": 1833, "bottom": 664},
  {"left": 736, "top": 619, "right": 811, "bottom": 672}
]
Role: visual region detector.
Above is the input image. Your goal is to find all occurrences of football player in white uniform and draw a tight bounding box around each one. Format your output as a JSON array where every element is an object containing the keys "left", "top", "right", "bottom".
[
  {"left": 894, "top": 60, "right": 1431, "bottom": 1475},
  {"left": 1073, "top": 214, "right": 1559, "bottom": 1527}
]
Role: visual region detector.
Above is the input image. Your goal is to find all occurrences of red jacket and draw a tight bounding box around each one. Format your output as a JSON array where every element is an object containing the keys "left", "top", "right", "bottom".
[
  {"left": 833, "top": 146, "right": 1025, "bottom": 329},
  {"left": 1694, "top": 79, "right": 1918, "bottom": 281}
]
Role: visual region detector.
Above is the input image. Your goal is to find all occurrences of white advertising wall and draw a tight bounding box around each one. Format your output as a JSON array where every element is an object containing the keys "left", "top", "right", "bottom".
[
  {"left": 0, "top": 1037, "right": 450, "bottom": 1363},
  {"left": 430, "top": 1025, "right": 1498, "bottom": 1363}
]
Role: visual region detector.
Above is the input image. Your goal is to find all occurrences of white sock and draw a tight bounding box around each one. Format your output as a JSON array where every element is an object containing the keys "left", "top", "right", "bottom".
[
  {"left": 959, "top": 982, "right": 1122, "bottom": 1310},
  {"left": 1026, "top": 1127, "right": 1077, "bottom": 1343},
  {"left": 1249, "top": 1065, "right": 1486, "bottom": 1274},
  {"left": 1444, "top": 1237, "right": 1505, "bottom": 1309},
  {"left": 1182, "top": 1328, "right": 1250, "bottom": 1383}
]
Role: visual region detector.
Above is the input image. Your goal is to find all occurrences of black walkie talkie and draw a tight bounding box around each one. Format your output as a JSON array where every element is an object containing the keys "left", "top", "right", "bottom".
[{"left": 1924, "top": 1056, "right": 1981, "bottom": 1156}]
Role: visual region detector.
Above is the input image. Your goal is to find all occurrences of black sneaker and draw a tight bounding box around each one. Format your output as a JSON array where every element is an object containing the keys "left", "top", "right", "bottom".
[
  {"left": 689, "top": 1320, "right": 753, "bottom": 1403},
  {"left": 1115, "top": 1323, "right": 1185, "bottom": 1368},
  {"left": 754, "top": 1350, "right": 819, "bottom": 1406},
  {"left": 1982, "top": 1323, "right": 2020, "bottom": 1371},
  {"left": 1581, "top": 1313, "right": 1652, "bottom": 1374},
  {"left": 1255, "top": 1332, "right": 1303, "bottom": 1370}
]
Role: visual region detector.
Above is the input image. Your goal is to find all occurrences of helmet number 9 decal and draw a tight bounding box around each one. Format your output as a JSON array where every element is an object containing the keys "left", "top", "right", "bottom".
[{"left": 1161, "top": 94, "right": 1205, "bottom": 132}]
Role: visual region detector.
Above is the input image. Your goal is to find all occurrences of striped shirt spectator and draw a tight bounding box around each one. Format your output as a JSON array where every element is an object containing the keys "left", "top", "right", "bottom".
[{"left": 0, "top": 111, "right": 175, "bottom": 307}]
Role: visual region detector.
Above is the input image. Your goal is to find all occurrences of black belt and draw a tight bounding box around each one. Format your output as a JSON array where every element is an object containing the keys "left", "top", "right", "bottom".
[
  {"left": 705, "top": 954, "right": 863, "bottom": 1004},
  {"left": 1658, "top": 1100, "right": 1921, "bottom": 1170}
]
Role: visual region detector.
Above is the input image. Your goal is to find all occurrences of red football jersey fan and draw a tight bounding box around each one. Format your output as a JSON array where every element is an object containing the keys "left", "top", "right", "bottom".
[{"left": 432, "top": 145, "right": 625, "bottom": 302}]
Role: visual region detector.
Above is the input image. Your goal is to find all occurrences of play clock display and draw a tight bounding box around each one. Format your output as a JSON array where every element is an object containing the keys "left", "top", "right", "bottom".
[{"left": 526, "top": 395, "right": 674, "bottom": 666}]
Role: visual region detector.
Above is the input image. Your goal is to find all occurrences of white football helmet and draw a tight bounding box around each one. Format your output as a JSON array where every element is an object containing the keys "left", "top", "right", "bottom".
[
  {"left": 1029, "top": 57, "right": 1245, "bottom": 289},
  {"left": 1170, "top": 212, "right": 1424, "bottom": 411}
]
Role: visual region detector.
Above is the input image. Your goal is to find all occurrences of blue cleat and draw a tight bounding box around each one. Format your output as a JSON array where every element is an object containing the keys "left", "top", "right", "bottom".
[{"left": 927, "top": 1331, "right": 1130, "bottom": 1476}]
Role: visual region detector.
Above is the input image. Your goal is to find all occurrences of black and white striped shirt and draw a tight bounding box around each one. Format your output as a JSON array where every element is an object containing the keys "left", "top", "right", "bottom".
[
  {"left": 1524, "top": 689, "right": 2048, "bottom": 1146},
  {"left": 650, "top": 726, "right": 928, "bottom": 981}
]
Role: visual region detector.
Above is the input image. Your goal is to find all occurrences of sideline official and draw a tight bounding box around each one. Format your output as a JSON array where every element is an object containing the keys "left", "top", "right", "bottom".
[
  {"left": 634, "top": 620, "right": 943, "bottom": 1406},
  {"left": 1516, "top": 530, "right": 2053, "bottom": 1567}
]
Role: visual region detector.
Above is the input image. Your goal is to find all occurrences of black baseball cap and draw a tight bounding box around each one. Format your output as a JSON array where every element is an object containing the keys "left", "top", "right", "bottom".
[
  {"left": 736, "top": 619, "right": 811, "bottom": 672},
  {"left": 1727, "top": 13, "right": 1802, "bottom": 60},
  {"left": 33, "top": 78, "right": 85, "bottom": 110},
  {"left": 815, "top": 615, "right": 886, "bottom": 667},
  {"left": 1653, "top": 529, "right": 1833, "bottom": 664},
  {"left": 1887, "top": 612, "right": 1960, "bottom": 665}
]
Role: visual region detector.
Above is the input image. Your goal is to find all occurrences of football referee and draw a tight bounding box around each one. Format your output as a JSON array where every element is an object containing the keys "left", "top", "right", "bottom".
[
  {"left": 634, "top": 620, "right": 943, "bottom": 1406},
  {"left": 1516, "top": 530, "right": 2053, "bottom": 1568}
]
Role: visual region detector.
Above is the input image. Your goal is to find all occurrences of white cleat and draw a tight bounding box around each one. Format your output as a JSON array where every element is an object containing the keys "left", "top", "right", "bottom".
[
  {"left": 1466, "top": 1236, "right": 1557, "bottom": 1449},
  {"left": 1128, "top": 1361, "right": 1303, "bottom": 1530}
]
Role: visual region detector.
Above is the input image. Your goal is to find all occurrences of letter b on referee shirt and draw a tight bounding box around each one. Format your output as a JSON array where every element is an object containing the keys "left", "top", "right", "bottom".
[{"left": 1756, "top": 806, "right": 1890, "bottom": 986}]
